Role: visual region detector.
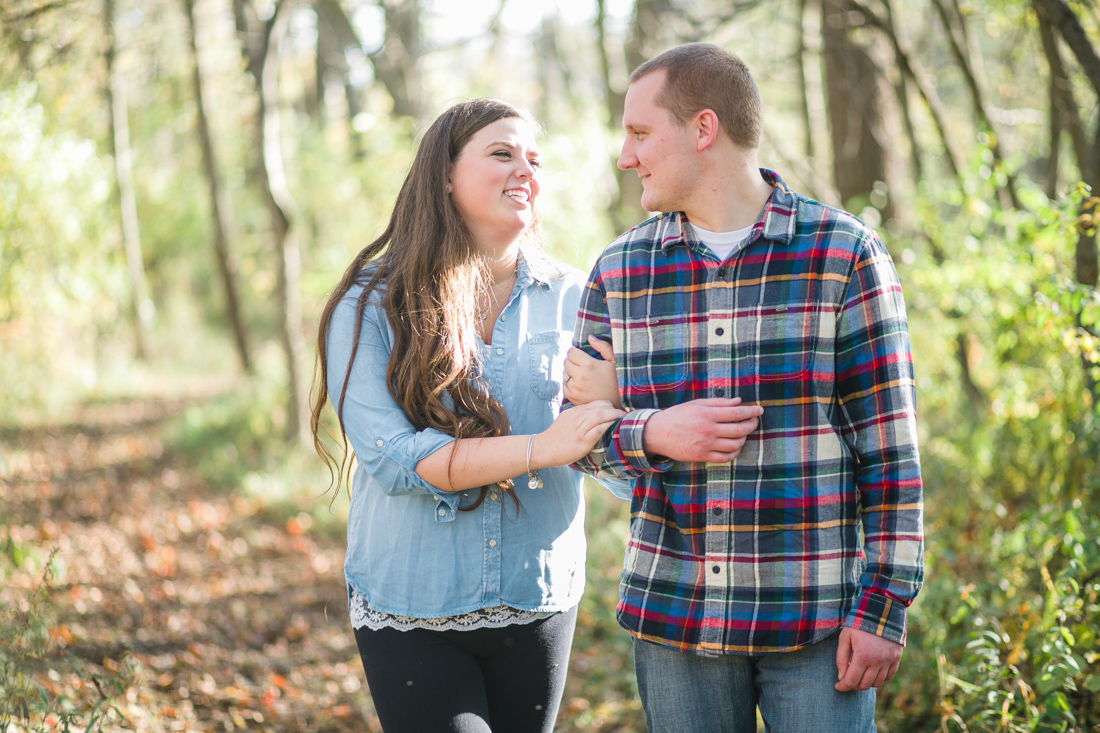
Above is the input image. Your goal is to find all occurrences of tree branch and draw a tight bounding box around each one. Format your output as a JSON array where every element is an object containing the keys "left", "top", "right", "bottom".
[
  {"left": 1033, "top": 0, "right": 1100, "bottom": 99},
  {"left": 930, "top": 0, "right": 1022, "bottom": 209},
  {"left": 0, "top": 0, "right": 70, "bottom": 24},
  {"left": 850, "top": 0, "right": 963, "bottom": 180}
]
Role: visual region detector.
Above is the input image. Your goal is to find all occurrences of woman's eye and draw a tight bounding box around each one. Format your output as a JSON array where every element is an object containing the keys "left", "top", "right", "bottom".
[
  {"left": 493, "top": 150, "right": 512, "bottom": 159},
  {"left": 528, "top": 158, "right": 542, "bottom": 169}
]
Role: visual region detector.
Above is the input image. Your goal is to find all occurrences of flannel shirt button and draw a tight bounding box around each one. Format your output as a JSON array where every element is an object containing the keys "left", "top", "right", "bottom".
[
  {"left": 712, "top": 565, "right": 721, "bottom": 574},
  {"left": 712, "top": 507, "right": 721, "bottom": 515},
  {"left": 715, "top": 327, "right": 724, "bottom": 336},
  {"left": 717, "top": 267, "right": 727, "bottom": 279}
]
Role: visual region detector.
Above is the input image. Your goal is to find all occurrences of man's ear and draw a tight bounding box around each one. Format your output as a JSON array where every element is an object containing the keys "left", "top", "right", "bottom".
[{"left": 694, "top": 109, "right": 720, "bottom": 152}]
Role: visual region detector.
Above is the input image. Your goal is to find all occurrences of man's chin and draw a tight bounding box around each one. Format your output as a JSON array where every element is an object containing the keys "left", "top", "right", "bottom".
[{"left": 640, "top": 192, "right": 665, "bottom": 214}]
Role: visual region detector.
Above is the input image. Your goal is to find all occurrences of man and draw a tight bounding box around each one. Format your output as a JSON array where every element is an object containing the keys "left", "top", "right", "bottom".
[{"left": 568, "top": 43, "right": 923, "bottom": 732}]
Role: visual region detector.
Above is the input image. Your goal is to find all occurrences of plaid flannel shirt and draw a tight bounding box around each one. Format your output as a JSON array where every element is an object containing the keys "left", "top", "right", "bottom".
[{"left": 573, "top": 170, "right": 923, "bottom": 655}]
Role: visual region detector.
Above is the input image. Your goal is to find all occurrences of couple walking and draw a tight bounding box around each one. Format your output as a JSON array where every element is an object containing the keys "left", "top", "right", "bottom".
[{"left": 311, "top": 42, "right": 924, "bottom": 733}]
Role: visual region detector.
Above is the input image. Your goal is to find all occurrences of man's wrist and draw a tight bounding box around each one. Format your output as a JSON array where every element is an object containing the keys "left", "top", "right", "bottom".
[{"left": 640, "top": 408, "right": 667, "bottom": 459}]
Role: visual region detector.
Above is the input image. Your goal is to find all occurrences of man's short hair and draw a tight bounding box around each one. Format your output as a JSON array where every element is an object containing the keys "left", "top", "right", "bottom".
[{"left": 630, "top": 43, "right": 762, "bottom": 150}]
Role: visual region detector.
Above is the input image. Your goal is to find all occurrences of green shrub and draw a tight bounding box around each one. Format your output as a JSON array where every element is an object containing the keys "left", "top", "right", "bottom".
[{"left": 0, "top": 549, "right": 134, "bottom": 732}]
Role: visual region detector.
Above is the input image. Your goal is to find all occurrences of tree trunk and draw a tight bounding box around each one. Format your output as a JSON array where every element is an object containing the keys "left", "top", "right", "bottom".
[
  {"left": 796, "top": 0, "right": 815, "bottom": 163},
  {"left": 850, "top": 0, "right": 964, "bottom": 183},
  {"left": 1038, "top": 12, "right": 1063, "bottom": 198},
  {"left": 595, "top": 0, "right": 642, "bottom": 233},
  {"left": 370, "top": 0, "right": 423, "bottom": 119},
  {"left": 184, "top": 0, "right": 252, "bottom": 373},
  {"left": 538, "top": 14, "right": 553, "bottom": 123},
  {"left": 104, "top": 0, "right": 153, "bottom": 360},
  {"left": 612, "top": 0, "right": 664, "bottom": 221},
  {"left": 1031, "top": 0, "right": 1100, "bottom": 409},
  {"left": 236, "top": 0, "right": 309, "bottom": 444},
  {"left": 1032, "top": 0, "right": 1100, "bottom": 287},
  {"left": 820, "top": 0, "right": 892, "bottom": 215},
  {"left": 313, "top": 0, "right": 366, "bottom": 157},
  {"left": 930, "top": 0, "right": 1021, "bottom": 209},
  {"left": 624, "top": 0, "right": 661, "bottom": 79},
  {"left": 880, "top": 0, "right": 922, "bottom": 183},
  {"left": 262, "top": 7, "right": 309, "bottom": 445}
]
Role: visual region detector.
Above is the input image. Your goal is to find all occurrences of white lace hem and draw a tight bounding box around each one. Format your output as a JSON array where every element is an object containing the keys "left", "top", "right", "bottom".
[{"left": 349, "top": 589, "right": 554, "bottom": 632}]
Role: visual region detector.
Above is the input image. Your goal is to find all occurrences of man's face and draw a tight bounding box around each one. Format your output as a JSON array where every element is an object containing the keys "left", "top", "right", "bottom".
[{"left": 618, "top": 70, "right": 700, "bottom": 214}]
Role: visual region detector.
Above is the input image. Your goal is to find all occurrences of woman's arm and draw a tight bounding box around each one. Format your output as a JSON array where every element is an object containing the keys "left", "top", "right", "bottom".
[
  {"left": 562, "top": 335, "right": 621, "bottom": 408},
  {"left": 328, "top": 292, "right": 460, "bottom": 498},
  {"left": 414, "top": 399, "right": 625, "bottom": 492}
]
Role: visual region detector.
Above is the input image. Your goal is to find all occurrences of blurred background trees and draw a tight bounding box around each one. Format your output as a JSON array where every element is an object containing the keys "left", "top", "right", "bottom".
[{"left": 1, "top": 0, "right": 1099, "bottom": 729}]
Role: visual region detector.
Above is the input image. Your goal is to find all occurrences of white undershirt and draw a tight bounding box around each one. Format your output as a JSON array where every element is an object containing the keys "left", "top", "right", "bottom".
[{"left": 691, "top": 221, "right": 754, "bottom": 260}]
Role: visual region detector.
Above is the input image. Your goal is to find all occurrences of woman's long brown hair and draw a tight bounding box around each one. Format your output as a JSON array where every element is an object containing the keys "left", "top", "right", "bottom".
[{"left": 310, "top": 99, "right": 532, "bottom": 509}]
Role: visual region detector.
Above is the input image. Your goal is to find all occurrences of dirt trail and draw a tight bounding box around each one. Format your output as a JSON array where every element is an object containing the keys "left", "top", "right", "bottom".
[{"left": 2, "top": 395, "right": 379, "bottom": 732}]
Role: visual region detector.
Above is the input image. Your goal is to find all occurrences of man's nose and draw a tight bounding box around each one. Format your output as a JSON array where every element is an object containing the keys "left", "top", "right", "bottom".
[{"left": 617, "top": 142, "right": 636, "bottom": 171}]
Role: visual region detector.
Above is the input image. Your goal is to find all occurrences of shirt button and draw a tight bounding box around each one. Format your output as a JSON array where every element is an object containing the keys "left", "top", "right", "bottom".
[
  {"left": 715, "top": 327, "right": 724, "bottom": 336},
  {"left": 717, "top": 267, "right": 727, "bottom": 279},
  {"left": 712, "top": 565, "right": 721, "bottom": 574},
  {"left": 490, "top": 492, "right": 498, "bottom": 501},
  {"left": 438, "top": 508, "right": 446, "bottom": 517},
  {"left": 489, "top": 540, "right": 497, "bottom": 547},
  {"left": 715, "top": 388, "right": 725, "bottom": 397},
  {"left": 712, "top": 507, "right": 722, "bottom": 515},
  {"left": 500, "top": 314, "right": 507, "bottom": 321},
  {"left": 496, "top": 347, "right": 504, "bottom": 355},
  {"left": 375, "top": 439, "right": 384, "bottom": 447}
]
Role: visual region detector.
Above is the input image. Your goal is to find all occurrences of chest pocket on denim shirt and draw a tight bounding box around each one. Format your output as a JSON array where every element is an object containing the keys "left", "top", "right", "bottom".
[{"left": 528, "top": 330, "right": 570, "bottom": 401}]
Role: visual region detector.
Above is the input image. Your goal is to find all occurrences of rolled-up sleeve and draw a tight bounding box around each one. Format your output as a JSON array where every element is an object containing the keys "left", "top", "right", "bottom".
[
  {"left": 569, "top": 273, "right": 673, "bottom": 480},
  {"left": 326, "top": 289, "right": 460, "bottom": 518}
]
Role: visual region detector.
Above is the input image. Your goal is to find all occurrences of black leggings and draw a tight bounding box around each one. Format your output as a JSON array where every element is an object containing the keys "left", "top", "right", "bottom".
[{"left": 353, "top": 606, "right": 578, "bottom": 733}]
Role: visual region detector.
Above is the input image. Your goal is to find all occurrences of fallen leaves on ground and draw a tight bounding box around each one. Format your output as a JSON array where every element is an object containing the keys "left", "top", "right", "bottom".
[{"left": 1, "top": 391, "right": 645, "bottom": 732}]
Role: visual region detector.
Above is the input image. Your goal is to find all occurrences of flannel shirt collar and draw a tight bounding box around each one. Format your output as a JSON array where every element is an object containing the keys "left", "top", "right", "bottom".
[{"left": 658, "top": 168, "right": 798, "bottom": 254}]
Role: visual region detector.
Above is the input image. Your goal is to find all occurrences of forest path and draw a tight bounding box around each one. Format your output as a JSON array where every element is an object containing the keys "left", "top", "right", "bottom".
[{"left": 2, "top": 391, "right": 379, "bottom": 732}]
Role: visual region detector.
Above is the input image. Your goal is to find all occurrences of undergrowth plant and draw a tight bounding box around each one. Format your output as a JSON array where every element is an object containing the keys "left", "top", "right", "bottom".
[{"left": 0, "top": 548, "right": 134, "bottom": 732}]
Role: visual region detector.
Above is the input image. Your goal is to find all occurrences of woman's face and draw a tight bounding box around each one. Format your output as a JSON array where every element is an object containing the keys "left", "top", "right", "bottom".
[{"left": 448, "top": 117, "right": 541, "bottom": 251}]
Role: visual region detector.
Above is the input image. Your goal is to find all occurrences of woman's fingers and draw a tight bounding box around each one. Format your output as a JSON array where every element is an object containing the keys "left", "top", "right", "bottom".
[
  {"left": 563, "top": 349, "right": 621, "bottom": 407},
  {"left": 543, "top": 402, "right": 624, "bottom": 463},
  {"left": 587, "top": 335, "right": 616, "bottom": 362}
]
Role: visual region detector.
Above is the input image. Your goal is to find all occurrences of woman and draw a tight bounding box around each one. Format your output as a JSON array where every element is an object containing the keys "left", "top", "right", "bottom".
[{"left": 310, "top": 99, "right": 625, "bottom": 733}]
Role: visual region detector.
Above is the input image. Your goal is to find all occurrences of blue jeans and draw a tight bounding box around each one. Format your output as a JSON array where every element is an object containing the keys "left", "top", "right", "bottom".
[{"left": 633, "top": 632, "right": 876, "bottom": 733}]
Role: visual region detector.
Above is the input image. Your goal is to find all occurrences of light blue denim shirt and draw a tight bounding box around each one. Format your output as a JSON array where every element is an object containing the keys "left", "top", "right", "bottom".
[{"left": 328, "top": 251, "right": 630, "bottom": 618}]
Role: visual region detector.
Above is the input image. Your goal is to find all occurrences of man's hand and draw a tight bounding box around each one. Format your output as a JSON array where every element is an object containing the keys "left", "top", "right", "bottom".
[
  {"left": 641, "top": 398, "right": 763, "bottom": 463},
  {"left": 835, "top": 626, "right": 903, "bottom": 691}
]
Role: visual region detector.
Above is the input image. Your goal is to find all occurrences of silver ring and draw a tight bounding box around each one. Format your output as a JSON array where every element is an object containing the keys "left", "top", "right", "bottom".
[{"left": 563, "top": 375, "right": 571, "bottom": 383}]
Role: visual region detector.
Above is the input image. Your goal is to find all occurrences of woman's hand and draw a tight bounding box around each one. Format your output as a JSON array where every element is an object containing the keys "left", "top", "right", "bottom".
[
  {"left": 563, "top": 335, "right": 621, "bottom": 408},
  {"left": 531, "top": 399, "right": 625, "bottom": 468}
]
